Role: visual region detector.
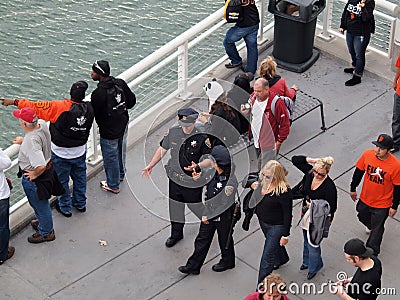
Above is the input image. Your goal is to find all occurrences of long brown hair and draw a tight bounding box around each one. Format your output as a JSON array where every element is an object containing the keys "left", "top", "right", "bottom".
[{"left": 210, "top": 93, "right": 236, "bottom": 119}]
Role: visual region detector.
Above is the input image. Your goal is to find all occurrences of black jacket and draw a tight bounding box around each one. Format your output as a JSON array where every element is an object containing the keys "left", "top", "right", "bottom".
[
  {"left": 292, "top": 155, "right": 338, "bottom": 220},
  {"left": 340, "top": 0, "right": 375, "bottom": 35},
  {"left": 91, "top": 77, "right": 136, "bottom": 139},
  {"left": 237, "top": 1, "right": 259, "bottom": 28}
]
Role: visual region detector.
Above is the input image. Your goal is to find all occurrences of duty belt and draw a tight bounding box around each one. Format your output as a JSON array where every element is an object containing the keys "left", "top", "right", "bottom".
[{"left": 164, "top": 165, "right": 194, "bottom": 184}]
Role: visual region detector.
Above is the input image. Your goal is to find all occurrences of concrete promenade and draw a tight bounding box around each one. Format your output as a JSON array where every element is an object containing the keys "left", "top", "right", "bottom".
[{"left": 1, "top": 40, "right": 400, "bottom": 299}]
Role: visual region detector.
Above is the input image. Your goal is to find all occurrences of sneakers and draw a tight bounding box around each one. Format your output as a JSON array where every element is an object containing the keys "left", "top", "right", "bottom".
[
  {"left": 344, "top": 67, "right": 355, "bottom": 74},
  {"left": 345, "top": 75, "right": 361, "bottom": 86},
  {"left": 55, "top": 202, "right": 72, "bottom": 218},
  {"left": 178, "top": 265, "right": 200, "bottom": 275},
  {"left": 225, "top": 62, "right": 242, "bottom": 69},
  {"left": 0, "top": 246, "right": 15, "bottom": 265},
  {"left": 100, "top": 181, "right": 120, "bottom": 194},
  {"left": 28, "top": 230, "right": 56, "bottom": 244},
  {"left": 31, "top": 219, "right": 39, "bottom": 231}
]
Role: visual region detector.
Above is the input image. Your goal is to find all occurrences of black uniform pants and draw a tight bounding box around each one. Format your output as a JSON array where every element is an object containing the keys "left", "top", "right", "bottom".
[
  {"left": 356, "top": 199, "right": 389, "bottom": 255},
  {"left": 185, "top": 206, "right": 235, "bottom": 271},
  {"left": 169, "top": 179, "right": 203, "bottom": 239}
]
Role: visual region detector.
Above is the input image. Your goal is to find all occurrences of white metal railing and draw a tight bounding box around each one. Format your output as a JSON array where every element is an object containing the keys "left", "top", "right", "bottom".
[{"left": 5, "top": 0, "right": 399, "bottom": 213}]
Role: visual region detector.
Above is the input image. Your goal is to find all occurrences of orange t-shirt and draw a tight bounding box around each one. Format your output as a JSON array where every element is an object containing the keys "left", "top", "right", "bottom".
[
  {"left": 356, "top": 149, "right": 400, "bottom": 208},
  {"left": 396, "top": 55, "right": 400, "bottom": 96}
]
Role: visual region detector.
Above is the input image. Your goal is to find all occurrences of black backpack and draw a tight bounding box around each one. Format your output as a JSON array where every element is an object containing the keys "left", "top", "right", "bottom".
[{"left": 106, "top": 80, "right": 128, "bottom": 117}]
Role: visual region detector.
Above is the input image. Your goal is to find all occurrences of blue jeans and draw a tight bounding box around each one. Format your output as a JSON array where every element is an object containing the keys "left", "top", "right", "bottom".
[
  {"left": 257, "top": 220, "right": 287, "bottom": 284},
  {"left": 223, "top": 24, "right": 259, "bottom": 74},
  {"left": 100, "top": 126, "right": 128, "bottom": 190},
  {"left": 22, "top": 176, "right": 53, "bottom": 236},
  {"left": 0, "top": 197, "right": 10, "bottom": 260},
  {"left": 345, "top": 32, "right": 371, "bottom": 77},
  {"left": 52, "top": 152, "right": 87, "bottom": 213},
  {"left": 302, "top": 229, "right": 323, "bottom": 274},
  {"left": 392, "top": 92, "right": 400, "bottom": 147}
]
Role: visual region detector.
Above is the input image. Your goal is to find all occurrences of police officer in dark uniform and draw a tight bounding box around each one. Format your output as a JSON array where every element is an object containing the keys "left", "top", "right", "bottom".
[
  {"left": 178, "top": 145, "right": 238, "bottom": 275},
  {"left": 142, "top": 108, "right": 212, "bottom": 247}
]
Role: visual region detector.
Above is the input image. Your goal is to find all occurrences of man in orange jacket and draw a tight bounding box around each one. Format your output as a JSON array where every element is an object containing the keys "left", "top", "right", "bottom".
[{"left": 1, "top": 81, "right": 94, "bottom": 217}]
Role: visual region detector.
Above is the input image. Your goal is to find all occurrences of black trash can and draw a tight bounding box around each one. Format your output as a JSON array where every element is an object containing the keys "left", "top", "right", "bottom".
[{"left": 268, "top": 0, "right": 325, "bottom": 73}]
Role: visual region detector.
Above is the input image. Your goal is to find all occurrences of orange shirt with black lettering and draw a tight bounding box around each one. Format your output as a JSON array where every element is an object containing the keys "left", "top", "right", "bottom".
[{"left": 356, "top": 149, "right": 400, "bottom": 208}]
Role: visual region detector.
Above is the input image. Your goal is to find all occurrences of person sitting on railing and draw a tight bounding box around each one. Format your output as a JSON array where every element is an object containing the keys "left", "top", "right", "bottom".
[
  {"left": 223, "top": 0, "right": 260, "bottom": 81},
  {"left": 258, "top": 56, "right": 298, "bottom": 100},
  {"left": 0, "top": 149, "right": 15, "bottom": 264},
  {"left": 1, "top": 81, "right": 94, "bottom": 217},
  {"left": 200, "top": 80, "right": 241, "bottom": 147}
]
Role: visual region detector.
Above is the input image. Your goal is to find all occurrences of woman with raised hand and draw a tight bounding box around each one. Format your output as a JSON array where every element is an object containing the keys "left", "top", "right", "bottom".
[
  {"left": 250, "top": 160, "right": 292, "bottom": 286},
  {"left": 291, "top": 155, "right": 337, "bottom": 280}
]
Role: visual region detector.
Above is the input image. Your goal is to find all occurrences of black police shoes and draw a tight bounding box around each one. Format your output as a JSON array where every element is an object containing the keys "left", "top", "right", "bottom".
[
  {"left": 211, "top": 263, "right": 235, "bottom": 272},
  {"left": 165, "top": 236, "right": 183, "bottom": 248},
  {"left": 178, "top": 265, "right": 200, "bottom": 275}
]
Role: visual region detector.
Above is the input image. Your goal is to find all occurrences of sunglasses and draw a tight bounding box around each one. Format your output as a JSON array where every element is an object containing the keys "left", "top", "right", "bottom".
[
  {"left": 261, "top": 173, "right": 271, "bottom": 179},
  {"left": 313, "top": 169, "right": 327, "bottom": 177}
]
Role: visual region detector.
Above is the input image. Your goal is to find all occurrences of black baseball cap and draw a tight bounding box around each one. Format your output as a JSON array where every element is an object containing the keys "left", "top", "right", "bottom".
[
  {"left": 178, "top": 108, "right": 198, "bottom": 127},
  {"left": 211, "top": 145, "right": 231, "bottom": 166},
  {"left": 70, "top": 81, "right": 88, "bottom": 101},
  {"left": 372, "top": 134, "right": 394, "bottom": 150},
  {"left": 344, "top": 238, "right": 373, "bottom": 258}
]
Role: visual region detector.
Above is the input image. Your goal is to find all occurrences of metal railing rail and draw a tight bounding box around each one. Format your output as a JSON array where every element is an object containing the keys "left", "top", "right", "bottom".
[{"left": 5, "top": 0, "right": 399, "bottom": 214}]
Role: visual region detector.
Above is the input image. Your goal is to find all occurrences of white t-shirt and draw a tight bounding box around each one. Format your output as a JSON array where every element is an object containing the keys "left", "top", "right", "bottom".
[
  {"left": 0, "top": 149, "right": 11, "bottom": 200},
  {"left": 251, "top": 99, "right": 268, "bottom": 148},
  {"left": 51, "top": 143, "right": 86, "bottom": 159}
]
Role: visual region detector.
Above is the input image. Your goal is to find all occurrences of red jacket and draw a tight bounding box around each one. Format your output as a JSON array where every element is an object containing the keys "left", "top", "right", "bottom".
[
  {"left": 249, "top": 93, "right": 291, "bottom": 149},
  {"left": 269, "top": 77, "right": 296, "bottom": 100}
]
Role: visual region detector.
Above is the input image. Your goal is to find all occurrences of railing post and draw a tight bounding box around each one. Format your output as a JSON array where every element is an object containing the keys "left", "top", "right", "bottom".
[
  {"left": 177, "top": 41, "right": 192, "bottom": 100},
  {"left": 391, "top": 6, "right": 400, "bottom": 71},
  {"left": 318, "top": 0, "right": 334, "bottom": 41},
  {"left": 87, "top": 122, "right": 102, "bottom": 166},
  {"left": 257, "top": 0, "right": 268, "bottom": 45}
]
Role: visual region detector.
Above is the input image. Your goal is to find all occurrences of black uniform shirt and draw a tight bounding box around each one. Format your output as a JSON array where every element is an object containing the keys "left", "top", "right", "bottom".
[
  {"left": 160, "top": 124, "right": 212, "bottom": 175},
  {"left": 204, "top": 171, "right": 238, "bottom": 219}
]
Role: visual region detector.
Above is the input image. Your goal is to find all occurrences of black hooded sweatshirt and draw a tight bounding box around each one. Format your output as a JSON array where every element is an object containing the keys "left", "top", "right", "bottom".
[{"left": 91, "top": 76, "right": 136, "bottom": 140}]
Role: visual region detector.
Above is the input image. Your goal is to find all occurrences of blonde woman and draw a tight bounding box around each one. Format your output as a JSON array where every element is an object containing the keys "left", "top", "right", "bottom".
[
  {"left": 249, "top": 160, "right": 293, "bottom": 286},
  {"left": 258, "top": 56, "right": 298, "bottom": 100},
  {"left": 291, "top": 155, "right": 338, "bottom": 280}
]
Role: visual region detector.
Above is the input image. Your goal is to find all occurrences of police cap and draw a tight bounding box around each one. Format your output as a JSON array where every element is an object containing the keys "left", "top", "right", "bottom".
[
  {"left": 211, "top": 145, "right": 231, "bottom": 166},
  {"left": 178, "top": 107, "right": 198, "bottom": 127}
]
